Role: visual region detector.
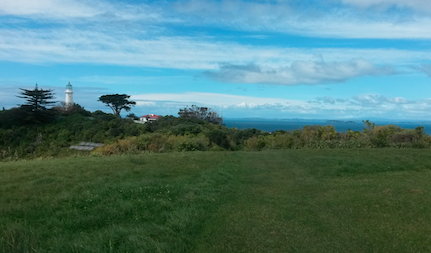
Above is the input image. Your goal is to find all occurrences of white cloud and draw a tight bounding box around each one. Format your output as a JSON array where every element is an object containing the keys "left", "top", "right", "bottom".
[
  {"left": 2, "top": 24, "right": 431, "bottom": 87},
  {"left": 132, "top": 92, "right": 305, "bottom": 108},
  {"left": 131, "top": 92, "right": 326, "bottom": 117},
  {"left": 130, "top": 92, "right": 431, "bottom": 119},
  {"left": 2, "top": 0, "right": 431, "bottom": 39},
  {"left": 174, "top": 0, "right": 294, "bottom": 23},
  {"left": 299, "top": 18, "right": 431, "bottom": 39},
  {"left": 338, "top": 0, "right": 431, "bottom": 14},
  {"left": 173, "top": 0, "right": 431, "bottom": 39},
  {"left": 0, "top": 0, "right": 164, "bottom": 22},
  {"left": 0, "top": 0, "right": 102, "bottom": 18},
  {"left": 0, "top": 29, "right": 229, "bottom": 69},
  {"left": 3, "top": 26, "right": 431, "bottom": 85},
  {"left": 76, "top": 75, "right": 190, "bottom": 85},
  {"left": 172, "top": 0, "right": 431, "bottom": 39},
  {"left": 204, "top": 59, "right": 395, "bottom": 85},
  {"left": 2, "top": 27, "right": 429, "bottom": 69},
  {"left": 3, "top": 85, "right": 431, "bottom": 119},
  {"left": 352, "top": 94, "right": 411, "bottom": 106}
]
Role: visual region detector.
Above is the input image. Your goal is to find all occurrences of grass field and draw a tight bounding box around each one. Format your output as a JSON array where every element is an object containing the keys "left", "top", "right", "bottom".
[{"left": 1, "top": 149, "right": 431, "bottom": 252}]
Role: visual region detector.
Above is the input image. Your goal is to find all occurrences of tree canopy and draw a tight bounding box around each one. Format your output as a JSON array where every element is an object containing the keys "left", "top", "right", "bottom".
[
  {"left": 17, "top": 84, "right": 56, "bottom": 111},
  {"left": 98, "top": 94, "right": 136, "bottom": 117},
  {"left": 178, "top": 105, "right": 223, "bottom": 125},
  {"left": 16, "top": 84, "right": 56, "bottom": 124}
]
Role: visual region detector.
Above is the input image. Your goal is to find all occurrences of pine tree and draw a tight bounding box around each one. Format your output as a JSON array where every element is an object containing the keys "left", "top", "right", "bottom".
[
  {"left": 16, "top": 84, "right": 56, "bottom": 124},
  {"left": 17, "top": 84, "right": 56, "bottom": 111}
]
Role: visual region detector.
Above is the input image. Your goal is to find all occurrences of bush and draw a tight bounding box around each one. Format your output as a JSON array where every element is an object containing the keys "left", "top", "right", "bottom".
[
  {"left": 206, "top": 129, "right": 230, "bottom": 149},
  {"left": 244, "top": 136, "right": 266, "bottom": 151},
  {"left": 93, "top": 144, "right": 118, "bottom": 156},
  {"left": 271, "top": 133, "right": 294, "bottom": 149},
  {"left": 176, "top": 135, "right": 210, "bottom": 152}
]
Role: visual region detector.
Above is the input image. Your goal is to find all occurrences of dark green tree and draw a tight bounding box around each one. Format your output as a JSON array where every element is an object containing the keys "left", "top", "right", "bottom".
[
  {"left": 178, "top": 105, "right": 223, "bottom": 125},
  {"left": 53, "top": 102, "right": 92, "bottom": 117},
  {"left": 126, "top": 113, "right": 138, "bottom": 120},
  {"left": 17, "top": 84, "right": 56, "bottom": 111},
  {"left": 16, "top": 84, "right": 56, "bottom": 124},
  {"left": 98, "top": 94, "right": 136, "bottom": 117}
]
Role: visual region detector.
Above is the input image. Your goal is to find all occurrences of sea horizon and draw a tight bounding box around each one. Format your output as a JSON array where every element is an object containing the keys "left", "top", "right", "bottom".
[{"left": 223, "top": 118, "right": 431, "bottom": 134}]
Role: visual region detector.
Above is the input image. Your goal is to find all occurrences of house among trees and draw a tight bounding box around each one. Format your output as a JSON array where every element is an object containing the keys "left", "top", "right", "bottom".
[{"left": 139, "top": 114, "right": 159, "bottom": 123}]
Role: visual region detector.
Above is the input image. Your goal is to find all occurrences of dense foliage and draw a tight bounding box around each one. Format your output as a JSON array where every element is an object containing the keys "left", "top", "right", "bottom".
[
  {"left": 178, "top": 105, "right": 223, "bottom": 125},
  {"left": 1, "top": 103, "right": 430, "bottom": 161},
  {"left": 15, "top": 85, "right": 57, "bottom": 124}
]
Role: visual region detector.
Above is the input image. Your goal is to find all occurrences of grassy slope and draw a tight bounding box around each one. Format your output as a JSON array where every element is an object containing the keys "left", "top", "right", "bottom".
[{"left": 2, "top": 150, "right": 431, "bottom": 252}]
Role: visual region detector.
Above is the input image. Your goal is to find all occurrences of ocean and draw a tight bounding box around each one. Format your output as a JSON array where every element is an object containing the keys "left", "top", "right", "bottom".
[{"left": 223, "top": 120, "right": 431, "bottom": 135}]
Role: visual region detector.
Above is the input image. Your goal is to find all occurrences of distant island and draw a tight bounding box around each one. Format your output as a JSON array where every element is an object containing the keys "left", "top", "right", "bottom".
[{"left": 326, "top": 120, "right": 356, "bottom": 123}]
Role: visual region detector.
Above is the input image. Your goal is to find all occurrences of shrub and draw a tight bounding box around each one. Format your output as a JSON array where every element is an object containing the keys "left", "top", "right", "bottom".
[
  {"left": 176, "top": 135, "right": 210, "bottom": 152},
  {"left": 244, "top": 136, "right": 266, "bottom": 151},
  {"left": 393, "top": 132, "right": 416, "bottom": 143},
  {"left": 117, "top": 137, "right": 138, "bottom": 153},
  {"left": 206, "top": 129, "right": 230, "bottom": 149},
  {"left": 210, "top": 143, "right": 226, "bottom": 151},
  {"left": 300, "top": 125, "right": 319, "bottom": 143},
  {"left": 272, "top": 133, "right": 294, "bottom": 149},
  {"left": 318, "top": 125, "right": 337, "bottom": 140},
  {"left": 136, "top": 134, "right": 152, "bottom": 150},
  {"left": 93, "top": 144, "right": 118, "bottom": 156}
]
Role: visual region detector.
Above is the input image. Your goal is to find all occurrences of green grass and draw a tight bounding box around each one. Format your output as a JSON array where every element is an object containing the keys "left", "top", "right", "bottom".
[{"left": 2, "top": 150, "right": 431, "bottom": 252}]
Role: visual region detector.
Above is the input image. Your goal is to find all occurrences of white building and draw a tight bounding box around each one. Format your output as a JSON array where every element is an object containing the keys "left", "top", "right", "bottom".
[
  {"left": 139, "top": 114, "right": 159, "bottom": 123},
  {"left": 65, "top": 82, "right": 73, "bottom": 108}
]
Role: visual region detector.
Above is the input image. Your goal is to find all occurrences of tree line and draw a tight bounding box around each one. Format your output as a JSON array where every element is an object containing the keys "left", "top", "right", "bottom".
[
  {"left": 4, "top": 84, "right": 222, "bottom": 126},
  {"left": 0, "top": 84, "right": 429, "bottom": 161}
]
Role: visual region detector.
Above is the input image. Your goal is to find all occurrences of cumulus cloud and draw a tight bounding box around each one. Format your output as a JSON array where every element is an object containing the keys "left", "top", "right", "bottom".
[
  {"left": 352, "top": 94, "right": 410, "bottom": 106},
  {"left": 204, "top": 59, "right": 395, "bottom": 85},
  {"left": 131, "top": 91, "right": 326, "bottom": 117},
  {"left": 130, "top": 92, "right": 431, "bottom": 119},
  {"left": 4, "top": 84, "right": 430, "bottom": 119}
]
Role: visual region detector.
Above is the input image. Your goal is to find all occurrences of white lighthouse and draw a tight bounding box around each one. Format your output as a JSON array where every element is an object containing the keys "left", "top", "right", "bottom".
[{"left": 65, "top": 82, "right": 73, "bottom": 108}]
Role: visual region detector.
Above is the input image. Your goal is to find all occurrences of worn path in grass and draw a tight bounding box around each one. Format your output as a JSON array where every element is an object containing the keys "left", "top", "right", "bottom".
[{"left": 1, "top": 150, "right": 431, "bottom": 252}]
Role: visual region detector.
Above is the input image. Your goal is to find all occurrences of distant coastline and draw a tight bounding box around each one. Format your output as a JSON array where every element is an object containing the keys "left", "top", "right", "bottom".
[
  {"left": 225, "top": 117, "right": 431, "bottom": 124},
  {"left": 326, "top": 120, "right": 355, "bottom": 124},
  {"left": 223, "top": 118, "right": 431, "bottom": 134}
]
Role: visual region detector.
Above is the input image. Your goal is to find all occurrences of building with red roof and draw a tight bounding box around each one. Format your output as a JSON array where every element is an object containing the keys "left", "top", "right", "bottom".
[{"left": 139, "top": 114, "right": 159, "bottom": 123}]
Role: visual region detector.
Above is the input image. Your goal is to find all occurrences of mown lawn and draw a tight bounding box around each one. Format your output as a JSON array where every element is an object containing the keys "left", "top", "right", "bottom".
[{"left": 1, "top": 149, "right": 431, "bottom": 252}]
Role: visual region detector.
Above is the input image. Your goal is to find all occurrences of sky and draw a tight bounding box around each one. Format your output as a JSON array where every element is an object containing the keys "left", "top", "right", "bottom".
[{"left": 1, "top": 0, "right": 431, "bottom": 120}]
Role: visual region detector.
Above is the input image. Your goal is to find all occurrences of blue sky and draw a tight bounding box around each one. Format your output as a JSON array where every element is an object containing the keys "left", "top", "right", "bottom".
[{"left": 1, "top": 0, "right": 431, "bottom": 120}]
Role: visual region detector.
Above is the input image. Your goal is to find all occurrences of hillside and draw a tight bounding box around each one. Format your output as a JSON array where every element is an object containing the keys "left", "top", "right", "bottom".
[{"left": 1, "top": 107, "right": 431, "bottom": 162}]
